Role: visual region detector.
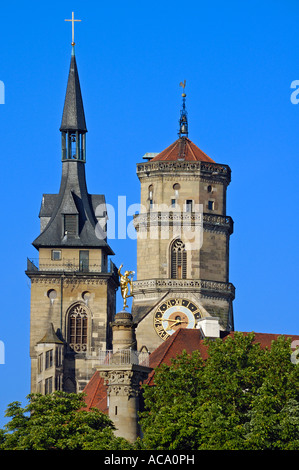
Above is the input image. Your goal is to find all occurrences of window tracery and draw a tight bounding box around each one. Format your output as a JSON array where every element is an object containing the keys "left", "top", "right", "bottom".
[
  {"left": 69, "top": 304, "right": 88, "bottom": 352},
  {"left": 170, "top": 239, "right": 187, "bottom": 279}
]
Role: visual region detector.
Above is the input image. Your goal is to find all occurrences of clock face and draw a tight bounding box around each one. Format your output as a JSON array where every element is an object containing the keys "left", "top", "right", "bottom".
[{"left": 154, "top": 298, "right": 201, "bottom": 341}]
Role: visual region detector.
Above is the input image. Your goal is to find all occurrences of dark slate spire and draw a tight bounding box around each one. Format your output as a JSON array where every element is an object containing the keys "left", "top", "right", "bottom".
[
  {"left": 60, "top": 49, "right": 87, "bottom": 133},
  {"left": 32, "top": 48, "right": 114, "bottom": 254}
]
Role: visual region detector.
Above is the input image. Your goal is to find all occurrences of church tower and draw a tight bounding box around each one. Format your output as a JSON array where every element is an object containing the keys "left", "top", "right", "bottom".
[
  {"left": 26, "top": 43, "right": 118, "bottom": 394},
  {"left": 132, "top": 85, "right": 235, "bottom": 352}
]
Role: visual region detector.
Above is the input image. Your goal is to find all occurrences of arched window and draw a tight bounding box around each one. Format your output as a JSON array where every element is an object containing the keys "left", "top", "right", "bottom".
[
  {"left": 170, "top": 239, "right": 187, "bottom": 279},
  {"left": 68, "top": 304, "right": 88, "bottom": 352}
]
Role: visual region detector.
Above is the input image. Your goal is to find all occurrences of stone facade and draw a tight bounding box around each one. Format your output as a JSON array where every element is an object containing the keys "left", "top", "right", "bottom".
[
  {"left": 27, "top": 48, "right": 119, "bottom": 395},
  {"left": 132, "top": 156, "right": 235, "bottom": 352},
  {"left": 26, "top": 42, "right": 235, "bottom": 440},
  {"left": 27, "top": 252, "right": 118, "bottom": 393}
]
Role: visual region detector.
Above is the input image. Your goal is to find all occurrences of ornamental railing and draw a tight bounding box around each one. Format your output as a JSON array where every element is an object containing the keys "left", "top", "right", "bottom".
[
  {"left": 26, "top": 258, "right": 118, "bottom": 276},
  {"left": 98, "top": 349, "right": 150, "bottom": 367}
]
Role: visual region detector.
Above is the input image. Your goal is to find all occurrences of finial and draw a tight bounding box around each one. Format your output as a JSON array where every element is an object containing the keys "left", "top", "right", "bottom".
[
  {"left": 180, "top": 80, "right": 186, "bottom": 97},
  {"left": 179, "top": 80, "right": 188, "bottom": 138},
  {"left": 65, "top": 12, "right": 81, "bottom": 48}
]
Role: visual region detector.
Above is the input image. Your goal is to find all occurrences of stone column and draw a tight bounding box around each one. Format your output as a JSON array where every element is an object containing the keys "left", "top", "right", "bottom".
[
  {"left": 98, "top": 310, "right": 152, "bottom": 442},
  {"left": 100, "top": 364, "right": 150, "bottom": 442},
  {"left": 111, "top": 310, "right": 136, "bottom": 351}
]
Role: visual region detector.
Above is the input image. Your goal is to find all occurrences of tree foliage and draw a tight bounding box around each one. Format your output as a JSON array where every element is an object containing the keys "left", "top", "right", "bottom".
[
  {"left": 1, "top": 333, "right": 298, "bottom": 451},
  {"left": 0, "top": 391, "right": 132, "bottom": 450},
  {"left": 139, "top": 332, "right": 299, "bottom": 450}
]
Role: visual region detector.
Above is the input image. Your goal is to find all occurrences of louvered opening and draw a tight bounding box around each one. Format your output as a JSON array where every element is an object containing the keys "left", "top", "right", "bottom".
[{"left": 64, "top": 214, "right": 78, "bottom": 236}]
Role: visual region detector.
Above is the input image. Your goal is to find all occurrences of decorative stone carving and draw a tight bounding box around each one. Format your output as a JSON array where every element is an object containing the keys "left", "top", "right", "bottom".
[
  {"left": 133, "top": 212, "right": 233, "bottom": 235},
  {"left": 132, "top": 278, "right": 235, "bottom": 299},
  {"left": 136, "top": 161, "right": 231, "bottom": 183},
  {"left": 99, "top": 367, "right": 149, "bottom": 398}
]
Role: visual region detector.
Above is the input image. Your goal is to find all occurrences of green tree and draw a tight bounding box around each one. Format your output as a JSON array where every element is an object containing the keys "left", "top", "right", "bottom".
[
  {"left": 0, "top": 391, "right": 132, "bottom": 450},
  {"left": 139, "top": 332, "right": 299, "bottom": 450}
]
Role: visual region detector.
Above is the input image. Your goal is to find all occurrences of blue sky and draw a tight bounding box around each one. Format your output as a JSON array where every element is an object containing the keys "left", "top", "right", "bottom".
[{"left": 0, "top": 0, "right": 298, "bottom": 427}]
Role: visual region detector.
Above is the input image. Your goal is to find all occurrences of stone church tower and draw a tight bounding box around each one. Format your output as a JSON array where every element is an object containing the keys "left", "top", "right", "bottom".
[
  {"left": 26, "top": 46, "right": 118, "bottom": 394},
  {"left": 132, "top": 88, "right": 235, "bottom": 352}
]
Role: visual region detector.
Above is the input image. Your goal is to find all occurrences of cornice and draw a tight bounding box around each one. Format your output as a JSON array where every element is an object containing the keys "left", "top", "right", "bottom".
[
  {"left": 133, "top": 212, "right": 233, "bottom": 235},
  {"left": 132, "top": 278, "right": 235, "bottom": 300},
  {"left": 136, "top": 160, "right": 231, "bottom": 185}
]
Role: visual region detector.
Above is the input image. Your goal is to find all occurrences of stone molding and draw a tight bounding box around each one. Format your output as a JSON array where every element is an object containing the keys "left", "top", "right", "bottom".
[
  {"left": 132, "top": 278, "right": 235, "bottom": 299},
  {"left": 133, "top": 212, "right": 233, "bottom": 235},
  {"left": 136, "top": 160, "right": 231, "bottom": 184},
  {"left": 29, "top": 277, "right": 108, "bottom": 286}
]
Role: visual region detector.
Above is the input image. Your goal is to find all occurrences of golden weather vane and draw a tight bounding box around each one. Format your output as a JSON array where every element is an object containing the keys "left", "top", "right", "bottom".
[
  {"left": 179, "top": 80, "right": 186, "bottom": 96},
  {"left": 65, "top": 11, "right": 81, "bottom": 46}
]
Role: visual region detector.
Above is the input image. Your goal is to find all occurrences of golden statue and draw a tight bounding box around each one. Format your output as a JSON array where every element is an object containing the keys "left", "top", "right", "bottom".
[{"left": 118, "top": 264, "right": 135, "bottom": 309}]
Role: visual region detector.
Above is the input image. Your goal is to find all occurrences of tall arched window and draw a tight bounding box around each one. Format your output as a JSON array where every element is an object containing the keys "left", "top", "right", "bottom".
[
  {"left": 170, "top": 239, "right": 187, "bottom": 279},
  {"left": 68, "top": 304, "right": 88, "bottom": 352}
]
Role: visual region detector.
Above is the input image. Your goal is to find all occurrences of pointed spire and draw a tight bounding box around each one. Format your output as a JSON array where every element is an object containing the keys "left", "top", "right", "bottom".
[
  {"left": 60, "top": 51, "right": 87, "bottom": 133},
  {"left": 178, "top": 80, "right": 188, "bottom": 138}
]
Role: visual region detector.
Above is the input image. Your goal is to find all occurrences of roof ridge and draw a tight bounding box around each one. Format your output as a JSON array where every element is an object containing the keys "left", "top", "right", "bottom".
[
  {"left": 186, "top": 139, "right": 197, "bottom": 161},
  {"left": 190, "top": 140, "right": 214, "bottom": 161}
]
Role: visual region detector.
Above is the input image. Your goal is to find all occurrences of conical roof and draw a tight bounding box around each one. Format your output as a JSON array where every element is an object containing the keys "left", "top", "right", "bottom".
[
  {"left": 60, "top": 51, "right": 87, "bottom": 133},
  {"left": 37, "top": 323, "right": 64, "bottom": 344},
  {"left": 150, "top": 136, "right": 215, "bottom": 163}
]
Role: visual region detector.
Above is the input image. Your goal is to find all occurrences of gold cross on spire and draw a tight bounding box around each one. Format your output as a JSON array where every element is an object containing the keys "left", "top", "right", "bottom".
[{"left": 65, "top": 12, "right": 81, "bottom": 46}]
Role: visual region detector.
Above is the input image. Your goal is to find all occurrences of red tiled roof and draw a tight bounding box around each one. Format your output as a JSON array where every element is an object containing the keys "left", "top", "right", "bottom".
[
  {"left": 83, "top": 329, "right": 299, "bottom": 409},
  {"left": 150, "top": 137, "right": 215, "bottom": 163},
  {"left": 228, "top": 331, "right": 299, "bottom": 349},
  {"left": 145, "top": 329, "right": 209, "bottom": 385},
  {"left": 83, "top": 371, "right": 108, "bottom": 414},
  {"left": 145, "top": 329, "right": 299, "bottom": 386}
]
